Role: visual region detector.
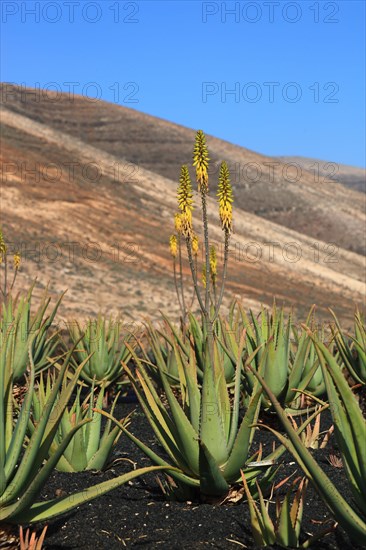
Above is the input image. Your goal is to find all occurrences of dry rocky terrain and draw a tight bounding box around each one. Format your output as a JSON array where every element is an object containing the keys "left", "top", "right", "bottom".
[{"left": 0, "top": 83, "right": 365, "bottom": 325}]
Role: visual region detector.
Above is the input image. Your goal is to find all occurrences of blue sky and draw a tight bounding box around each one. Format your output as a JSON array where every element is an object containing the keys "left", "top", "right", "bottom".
[{"left": 1, "top": 0, "right": 365, "bottom": 167}]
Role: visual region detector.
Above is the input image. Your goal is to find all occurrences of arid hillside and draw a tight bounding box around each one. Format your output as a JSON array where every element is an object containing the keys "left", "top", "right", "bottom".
[
  {"left": 277, "top": 155, "right": 366, "bottom": 194},
  {"left": 1, "top": 84, "right": 365, "bottom": 325}
]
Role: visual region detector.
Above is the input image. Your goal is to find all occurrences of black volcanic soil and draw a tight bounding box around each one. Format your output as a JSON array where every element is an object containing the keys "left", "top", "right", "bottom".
[{"left": 22, "top": 395, "right": 366, "bottom": 550}]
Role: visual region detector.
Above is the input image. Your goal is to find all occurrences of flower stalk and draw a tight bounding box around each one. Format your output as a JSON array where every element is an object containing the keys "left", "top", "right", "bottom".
[
  {"left": 170, "top": 132, "right": 235, "bottom": 366},
  {"left": 0, "top": 228, "right": 21, "bottom": 311},
  {"left": 213, "top": 161, "right": 233, "bottom": 320},
  {"left": 170, "top": 209, "right": 200, "bottom": 327}
]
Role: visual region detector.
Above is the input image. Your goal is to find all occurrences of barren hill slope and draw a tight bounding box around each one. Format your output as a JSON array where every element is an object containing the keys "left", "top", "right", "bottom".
[
  {"left": 277, "top": 156, "right": 366, "bottom": 194},
  {"left": 2, "top": 84, "right": 365, "bottom": 256},
  {"left": 0, "top": 84, "right": 365, "bottom": 324}
]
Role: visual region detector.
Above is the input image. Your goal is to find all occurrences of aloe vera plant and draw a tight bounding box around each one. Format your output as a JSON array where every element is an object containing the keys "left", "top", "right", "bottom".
[
  {"left": 243, "top": 305, "right": 326, "bottom": 412},
  {"left": 142, "top": 311, "right": 237, "bottom": 387},
  {"left": 289, "top": 407, "right": 334, "bottom": 450},
  {"left": 0, "top": 335, "right": 176, "bottom": 523},
  {"left": 0, "top": 228, "right": 21, "bottom": 305},
  {"left": 68, "top": 314, "right": 133, "bottom": 387},
  {"left": 241, "top": 473, "right": 335, "bottom": 548},
  {"left": 140, "top": 317, "right": 181, "bottom": 386},
  {"left": 29, "top": 375, "right": 124, "bottom": 472},
  {"left": 186, "top": 312, "right": 237, "bottom": 383},
  {"left": 169, "top": 219, "right": 199, "bottom": 327},
  {"left": 100, "top": 329, "right": 325, "bottom": 498},
  {"left": 0, "top": 284, "right": 62, "bottom": 380},
  {"left": 101, "top": 332, "right": 326, "bottom": 499},
  {"left": 291, "top": 315, "right": 327, "bottom": 397},
  {"left": 100, "top": 132, "right": 322, "bottom": 499},
  {"left": 250, "top": 332, "right": 366, "bottom": 544},
  {"left": 243, "top": 474, "right": 305, "bottom": 547},
  {"left": 331, "top": 308, "right": 366, "bottom": 384}
]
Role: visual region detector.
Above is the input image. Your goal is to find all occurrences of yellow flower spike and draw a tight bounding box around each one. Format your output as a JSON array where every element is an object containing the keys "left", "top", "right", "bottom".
[
  {"left": 169, "top": 235, "right": 178, "bottom": 258},
  {"left": 13, "top": 252, "right": 21, "bottom": 270},
  {"left": 210, "top": 245, "right": 217, "bottom": 284},
  {"left": 0, "top": 229, "right": 7, "bottom": 262},
  {"left": 174, "top": 213, "right": 183, "bottom": 234},
  {"left": 192, "top": 234, "right": 199, "bottom": 256},
  {"left": 178, "top": 165, "right": 193, "bottom": 214},
  {"left": 181, "top": 210, "right": 193, "bottom": 239},
  {"left": 177, "top": 166, "right": 194, "bottom": 238},
  {"left": 193, "top": 130, "right": 209, "bottom": 193},
  {"left": 217, "top": 161, "right": 233, "bottom": 233}
]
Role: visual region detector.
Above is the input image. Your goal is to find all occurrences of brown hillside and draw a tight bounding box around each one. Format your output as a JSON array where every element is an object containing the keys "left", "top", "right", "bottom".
[{"left": 0, "top": 84, "right": 365, "bottom": 324}]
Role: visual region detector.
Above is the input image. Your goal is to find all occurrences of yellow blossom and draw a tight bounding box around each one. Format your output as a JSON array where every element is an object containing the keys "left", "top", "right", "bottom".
[
  {"left": 0, "top": 229, "right": 7, "bottom": 262},
  {"left": 174, "top": 213, "right": 183, "bottom": 234},
  {"left": 177, "top": 166, "right": 193, "bottom": 237},
  {"left": 181, "top": 210, "right": 193, "bottom": 239},
  {"left": 217, "top": 161, "right": 233, "bottom": 233},
  {"left": 13, "top": 252, "right": 21, "bottom": 270},
  {"left": 193, "top": 130, "right": 209, "bottom": 193},
  {"left": 169, "top": 235, "right": 178, "bottom": 258}
]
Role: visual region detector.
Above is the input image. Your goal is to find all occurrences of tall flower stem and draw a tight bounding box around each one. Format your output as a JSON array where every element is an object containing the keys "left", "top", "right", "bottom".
[
  {"left": 0, "top": 231, "right": 20, "bottom": 311},
  {"left": 172, "top": 255, "right": 183, "bottom": 320},
  {"left": 186, "top": 237, "right": 205, "bottom": 314},
  {"left": 188, "top": 254, "right": 198, "bottom": 310},
  {"left": 177, "top": 234, "right": 187, "bottom": 328},
  {"left": 200, "top": 201, "right": 215, "bottom": 365},
  {"left": 213, "top": 161, "right": 233, "bottom": 322},
  {"left": 170, "top": 233, "right": 183, "bottom": 319},
  {"left": 172, "top": 133, "right": 234, "bottom": 368},
  {"left": 200, "top": 191, "right": 211, "bottom": 316},
  {"left": 193, "top": 130, "right": 215, "bottom": 361},
  {"left": 213, "top": 231, "right": 230, "bottom": 322},
  {"left": 2, "top": 255, "right": 8, "bottom": 301}
]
